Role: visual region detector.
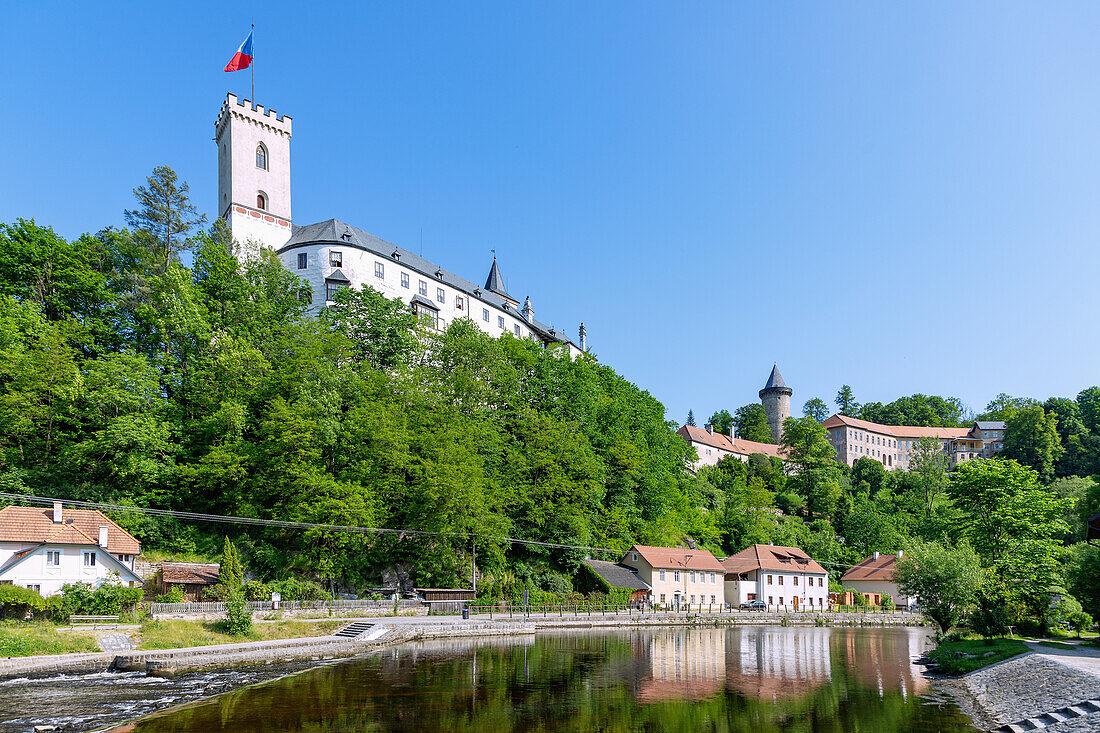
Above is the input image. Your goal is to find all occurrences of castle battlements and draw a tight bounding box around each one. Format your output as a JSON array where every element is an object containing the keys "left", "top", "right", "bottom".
[{"left": 215, "top": 93, "right": 292, "bottom": 137}]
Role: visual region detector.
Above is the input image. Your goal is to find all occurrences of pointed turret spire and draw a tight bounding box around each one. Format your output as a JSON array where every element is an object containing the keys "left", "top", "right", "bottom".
[
  {"left": 484, "top": 255, "right": 511, "bottom": 300},
  {"left": 521, "top": 295, "right": 533, "bottom": 322},
  {"left": 763, "top": 363, "right": 787, "bottom": 390}
]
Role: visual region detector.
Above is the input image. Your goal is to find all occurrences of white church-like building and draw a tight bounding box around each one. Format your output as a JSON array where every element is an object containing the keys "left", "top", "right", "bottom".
[{"left": 214, "top": 93, "right": 587, "bottom": 357}]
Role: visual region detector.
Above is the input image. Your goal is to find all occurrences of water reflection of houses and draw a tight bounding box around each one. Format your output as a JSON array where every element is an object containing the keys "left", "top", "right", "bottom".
[
  {"left": 724, "top": 627, "right": 832, "bottom": 699},
  {"left": 834, "top": 625, "right": 930, "bottom": 698},
  {"left": 636, "top": 628, "right": 726, "bottom": 702}
]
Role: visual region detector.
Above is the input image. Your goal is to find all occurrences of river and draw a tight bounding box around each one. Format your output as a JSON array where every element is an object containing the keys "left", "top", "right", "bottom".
[{"left": 4, "top": 626, "right": 977, "bottom": 732}]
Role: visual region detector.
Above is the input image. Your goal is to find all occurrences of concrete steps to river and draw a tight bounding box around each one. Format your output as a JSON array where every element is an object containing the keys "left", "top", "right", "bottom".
[
  {"left": 993, "top": 698, "right": 1100, "bottom": 732},
  {"left": 334, "top": 622, "right": 374, "bottom": 638}
]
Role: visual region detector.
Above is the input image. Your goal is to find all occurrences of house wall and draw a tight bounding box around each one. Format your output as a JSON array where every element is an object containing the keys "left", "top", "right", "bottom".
[
  {"left": 0, "top": 543, "right": 129, "bottom": 597},
  {"left": 842, "top": 579, "right": 914, "bottom": 608},
  {"left": 732, "top": 569, "right": 828, "bottom": 611}
]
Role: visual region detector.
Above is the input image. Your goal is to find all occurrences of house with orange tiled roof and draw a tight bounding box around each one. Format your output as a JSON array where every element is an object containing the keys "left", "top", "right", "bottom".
[
  {"left": 720, "top": 544, "right": 828, "bottom": 611},
  {"left": 0, "top": 503, "right": 142, "bottom": 596},
  {"left": 676, "top": 424, "right": 785, "bottom": 471},
  {"left": 839, "top": 551, "right": 915, "bottom": 609},
  {"left": 620, "top": 545, "right": 725, "bottom": 610}
]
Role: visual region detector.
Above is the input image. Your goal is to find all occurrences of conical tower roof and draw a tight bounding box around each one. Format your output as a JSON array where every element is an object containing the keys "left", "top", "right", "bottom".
[
  {"left": 764, "top": 363, "right": 786, "bottom": 389},
  {"left": 484, "top": 257, "right": 510, "bottom": 299}
]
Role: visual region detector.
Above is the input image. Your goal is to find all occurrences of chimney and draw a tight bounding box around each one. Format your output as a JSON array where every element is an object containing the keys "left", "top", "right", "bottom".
[
  {"left": 873, "top": 551, "right": 880, "bottom": 561},
  {"left": 53, "top": 502, "right": 63, "bottom": 524},
  {"left": 98, "top": 526, "right": 108, "bottom": 548},
  {"left": 896, "top": 550, "right": 903, "bottom": 559}
]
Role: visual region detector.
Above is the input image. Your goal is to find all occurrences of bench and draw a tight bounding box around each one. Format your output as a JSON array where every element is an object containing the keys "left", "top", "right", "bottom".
[{"left": 70, "top": 615, "right": 120, "bottom": 629}]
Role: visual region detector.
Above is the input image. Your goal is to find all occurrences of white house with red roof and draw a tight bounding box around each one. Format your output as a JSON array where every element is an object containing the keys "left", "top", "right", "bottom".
[
  {"left": 619, "top": 545, "right": 726, "bottom": 610},
  {"left": 676, "top": 425, "right": 785, "bottom": 471},
  {"left": 0, "top": 503, "right": 143, "bottom": 596},
  {"left": 720, "top": 544, "right": 828, "bottom": 611},
  {"left": 839, "top": 551, "right": 915, "bottom": 608}
]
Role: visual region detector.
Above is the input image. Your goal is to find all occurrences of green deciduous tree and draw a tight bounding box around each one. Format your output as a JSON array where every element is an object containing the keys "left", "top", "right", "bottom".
[
  {"left": 1002, "top": 405, "right": 1063, "bottom": 483},
  {"left": 733, "top": 404, "right": 772, "bottom": 443},
  {"left": 706, "top": 409, "right": 734, "bottom": 436},
  {"left": 895, "top": 540, "right": 982, "bottom": 634},
  {"left": 802, "top": 398, "right": 828, "bottom": 422}
]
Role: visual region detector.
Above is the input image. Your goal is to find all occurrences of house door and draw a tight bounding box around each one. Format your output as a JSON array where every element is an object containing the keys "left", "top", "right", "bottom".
[
  {"left": 673, "top": 592, "right": 681, "bottom": 610},
  {"left": 792, "top": 596, "right": 799, "bottom": 610}
]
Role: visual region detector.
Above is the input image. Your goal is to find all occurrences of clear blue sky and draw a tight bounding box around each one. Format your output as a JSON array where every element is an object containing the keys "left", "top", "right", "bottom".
[{"left": 3, "top": 2, "right": 1099, "bottom": 423}]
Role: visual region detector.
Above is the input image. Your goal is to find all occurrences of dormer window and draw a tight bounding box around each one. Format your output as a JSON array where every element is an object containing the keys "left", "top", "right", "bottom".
[{"left": 256, "top": 144, "right": 268, "bottom": 170}]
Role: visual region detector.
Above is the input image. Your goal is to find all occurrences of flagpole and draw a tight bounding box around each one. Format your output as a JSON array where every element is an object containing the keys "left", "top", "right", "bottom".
[{"left": 251, "top": 23, "right": 255, "bottom": 104}]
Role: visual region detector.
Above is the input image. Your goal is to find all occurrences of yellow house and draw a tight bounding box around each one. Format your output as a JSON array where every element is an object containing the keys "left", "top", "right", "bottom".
[{"left": 619, "top": 545, "right": 725, "bottom": 609}]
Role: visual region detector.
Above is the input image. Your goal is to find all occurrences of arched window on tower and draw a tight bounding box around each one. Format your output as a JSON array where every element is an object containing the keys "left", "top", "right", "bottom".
[
  {"left": 256, "top": 193, "right": 267, "bottom": 210},
  {"left": 256, "top": 144, "right": 268, "bottom": 170}
]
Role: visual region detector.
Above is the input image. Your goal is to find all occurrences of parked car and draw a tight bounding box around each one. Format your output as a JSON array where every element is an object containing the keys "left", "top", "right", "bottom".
[{"left": 739, "top": 600, "right": 767, "bottom": 611}]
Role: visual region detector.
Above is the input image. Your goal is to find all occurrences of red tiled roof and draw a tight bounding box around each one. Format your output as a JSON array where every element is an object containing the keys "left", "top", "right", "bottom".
[
  {"left": 627, "top": 545, "right": 725, "bottom": 572},
  {"left": 840, "top": 554, "right": 899, "bottom": 582},
  {"left": 721, "top": 544, "right": 827, "bottom": 576},
  {"left": 822, "top": 414, "right": 969, "bottom": 440},
  {"left": 160, "top": 562, "right": 220, "bottom": 585},
  {"left": 0, "top": 506, "right": 141, "bottom": 555},
  {"left": 677, "top": 426, "right": 785, "bottom": 459}
]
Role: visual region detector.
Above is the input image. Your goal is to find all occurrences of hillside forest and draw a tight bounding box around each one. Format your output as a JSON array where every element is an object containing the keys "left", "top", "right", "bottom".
[{"left": 1, "top": 167, "right": 1098, "bottom": 628}]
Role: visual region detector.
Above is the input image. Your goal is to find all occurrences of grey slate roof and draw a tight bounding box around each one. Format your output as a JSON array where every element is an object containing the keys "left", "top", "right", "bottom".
[
  {"left": 411, "top": 294, "right": 439, "bottom": 311},
  {"left": 762, "top": 364, "right": 789, "bottom": 390},
  {"left": 582, "top": 559, "right": 650, "bottom": 590},
  {"left": 325, "top": 268, "right": 351, "bottom": 283},
  {"left": 484, "top": 258, "right": 510, "bottom": 299},
  {"left": 280, "top": 219, "right": 578, "bottom": 349},
  {"left": 974, "top": 421, "right": 1006, "bottom": 430}
]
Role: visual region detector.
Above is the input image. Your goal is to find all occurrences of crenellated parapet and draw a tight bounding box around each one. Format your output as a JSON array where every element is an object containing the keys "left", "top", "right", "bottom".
[{"left": 215, "top": 93, "right": 292, "bottom": 139}]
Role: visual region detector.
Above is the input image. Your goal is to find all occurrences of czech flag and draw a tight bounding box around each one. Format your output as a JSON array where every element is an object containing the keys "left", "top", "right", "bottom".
[{"left": 224, "top": 31, "right": 253, "bottom": 72}]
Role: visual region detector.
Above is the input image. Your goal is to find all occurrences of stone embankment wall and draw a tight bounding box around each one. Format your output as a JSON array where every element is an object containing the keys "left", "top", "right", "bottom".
[
  {"left": 153, "top": 607, "right": 428, "bottom": 622},
  {"left": 481, "top": 611, "right": 924, "bottom": 629}
]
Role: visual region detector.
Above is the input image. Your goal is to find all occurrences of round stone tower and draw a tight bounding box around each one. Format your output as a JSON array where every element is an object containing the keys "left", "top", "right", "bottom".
[{"left": 759, "top": 363, "right": 793, "bottom": 442}]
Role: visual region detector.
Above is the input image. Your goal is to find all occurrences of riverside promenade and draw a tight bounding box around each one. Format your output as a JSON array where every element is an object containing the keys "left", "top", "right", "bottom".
[{"left": 0, "top": 608, "right": 924, "bottom": 680}]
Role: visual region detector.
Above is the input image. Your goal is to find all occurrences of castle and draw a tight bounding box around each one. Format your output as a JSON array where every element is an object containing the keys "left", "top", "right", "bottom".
[
  {"left": 679, "top": 364, "right": 1006, "bottom": 472},
  {"left": 214, "top": 93, "right": 586, "bottom": 357}
]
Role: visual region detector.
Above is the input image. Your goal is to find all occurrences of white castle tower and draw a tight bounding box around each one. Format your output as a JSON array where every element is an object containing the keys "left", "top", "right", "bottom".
[{"left": 215, "top": 93, "right": 293, "bottom": 254}]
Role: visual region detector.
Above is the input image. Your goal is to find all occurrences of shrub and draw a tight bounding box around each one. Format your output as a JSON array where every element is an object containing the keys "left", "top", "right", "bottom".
[
  {"left": 154, "top": 586, "right": 185, "bottom": 604},
  {"left": 849, "top": 589, "right": 869, "bottom": 607},
  {"left": 1067, "top": 610, "right": 1093, "bottom": 639},
  {"left": 243, "top": 581, "right": 273, "bottom": 601},
  {"left": 54, "top": 577, "right": 143, "bottom": 620},
  {"left": 273, "top": 577, "right": 328, "bottom": 602},
  {"left": 971, "top": 590, "right": 1011, "bottom": 640},
  {"left": 0, "top": 585, "right": 46, "bottom": 619},
  {"left": 881, "top": 594, "right": 895, "bottom": 612},
  {"left": 224, "top": 590, "right": 253, "bottom": 636}
]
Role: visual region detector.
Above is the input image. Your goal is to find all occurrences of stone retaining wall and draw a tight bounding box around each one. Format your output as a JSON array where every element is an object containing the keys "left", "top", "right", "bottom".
[{"left": 481, "top": 611, "right": 924, "bottom": 629}]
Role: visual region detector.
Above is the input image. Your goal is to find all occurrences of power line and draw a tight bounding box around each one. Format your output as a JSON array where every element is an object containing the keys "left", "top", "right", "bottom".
[{"left": 0, "top": 492, "right": 623, "bottom": 556}]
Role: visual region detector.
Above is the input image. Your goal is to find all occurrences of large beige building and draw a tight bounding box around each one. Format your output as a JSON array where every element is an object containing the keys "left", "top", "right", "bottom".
[
  {"left": 619, "top": 545, "right": 726, "bottom": 609},
  {"left": 214, "top": 93, "right": 586, "bottom": 357},
  {"left": 822, "top": 415, "right": 1006, "bottom": 470}
]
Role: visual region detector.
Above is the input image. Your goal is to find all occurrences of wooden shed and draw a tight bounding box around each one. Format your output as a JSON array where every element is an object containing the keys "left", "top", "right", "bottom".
[{"left": 157, "top": 562, "right": 221, "bottom": 601}]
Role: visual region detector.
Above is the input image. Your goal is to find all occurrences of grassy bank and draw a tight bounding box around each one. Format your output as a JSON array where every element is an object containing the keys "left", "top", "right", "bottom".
[
  {"left": 137, "top": 619, "right": 344, "bottom": 650},
  {"left": 0, "top": 621, "right": 101, "bottom": 657},
  {"left": 928, "top": 637, "right": 1029, "bottom": 675}
]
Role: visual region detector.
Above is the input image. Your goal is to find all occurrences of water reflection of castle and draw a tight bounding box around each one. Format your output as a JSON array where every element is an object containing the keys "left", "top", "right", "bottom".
[{"left": 636, "top": 627, "right": 929, "bottom": 703}]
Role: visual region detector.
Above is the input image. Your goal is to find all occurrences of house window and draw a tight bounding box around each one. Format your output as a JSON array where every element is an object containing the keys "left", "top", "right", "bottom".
[
  {"left": 660, "top": 594, "right": 666, "bottom": 603},
  {"left": 374, "top": 262, "right": 384, "bottom": 279},
  {"left": 256, "top": 143, "right": 268, "bottom": 170},
  {"left": 436, "top": 287, "right": 445, "bottom": 304},
  {"left": 659, "top": 569, "right": 666, "bottom": 581},
  {"left": 794, "top": 576, "right": 799, "bottom": 586},
  {"left": 256, "top": 193, "right": 267, "bottom": 210},
  {"left": 27, "top": 584, "right": 41, "bottom": 593},
  {"left": 482, "top": 308, "right": 489, "bottom": 322},
  {"left": 326, "top": 282, "right": 341, "bottom": 301},
  {"left": 330, "top": 251, "right": 343, "bottom": 268},
  {"left": 296, "top": 253, "right": 307, "bottom": 270},
  {"left": 419, "top": 280, "right": 428, "bottom": 296},
  {"left": 456, "top": 296, "right": 464, "bottom": 311},
  {"left": 689, "top": 571, "right": 695, "bottom": 583},
  {"left": 818, "top": 577, "right": 823, "bottom": 587},
  {"left": 778, "top": 576, "right": 784, "bottom": 586},
  {"left": 673, "top": 570, "right": 680, "bottom": 582},
  {"left": 711, "top": 595, "right": 716, "bottom": 604},
  {"left": 46, "top": 551, "right": 60, "bottom": 566},
  {"left": 710, "top": 572, "right": 716, "bottom": 583},
  {"left": 83, "top": 552, "right": 96, "bottom": 567},
  {"left": 297, "top": 287, "right": 312, "bottom": 304},
  {"left": 768, "top": 596, "right": 773, "bottom": 605},
  {"left": 498, "top": 316, "right": 505, "bottom": 329},
  {"left": 632, "top": 553, "right": 637, "bottom": 561},
  {"left": 767, "top": 575, "right": 773, "bottom": 585},
  {"left": 780, "top": 597, "right": 784, "bottom": 606},
  {"left": 514, "top": 324, "right": 521, "bottom": 337},
  {"left": 690, "top": 595, "right": 695, "bottom": 604},
  {"left": 401, "top": 272, "right": 410, "bottom": 288}
]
